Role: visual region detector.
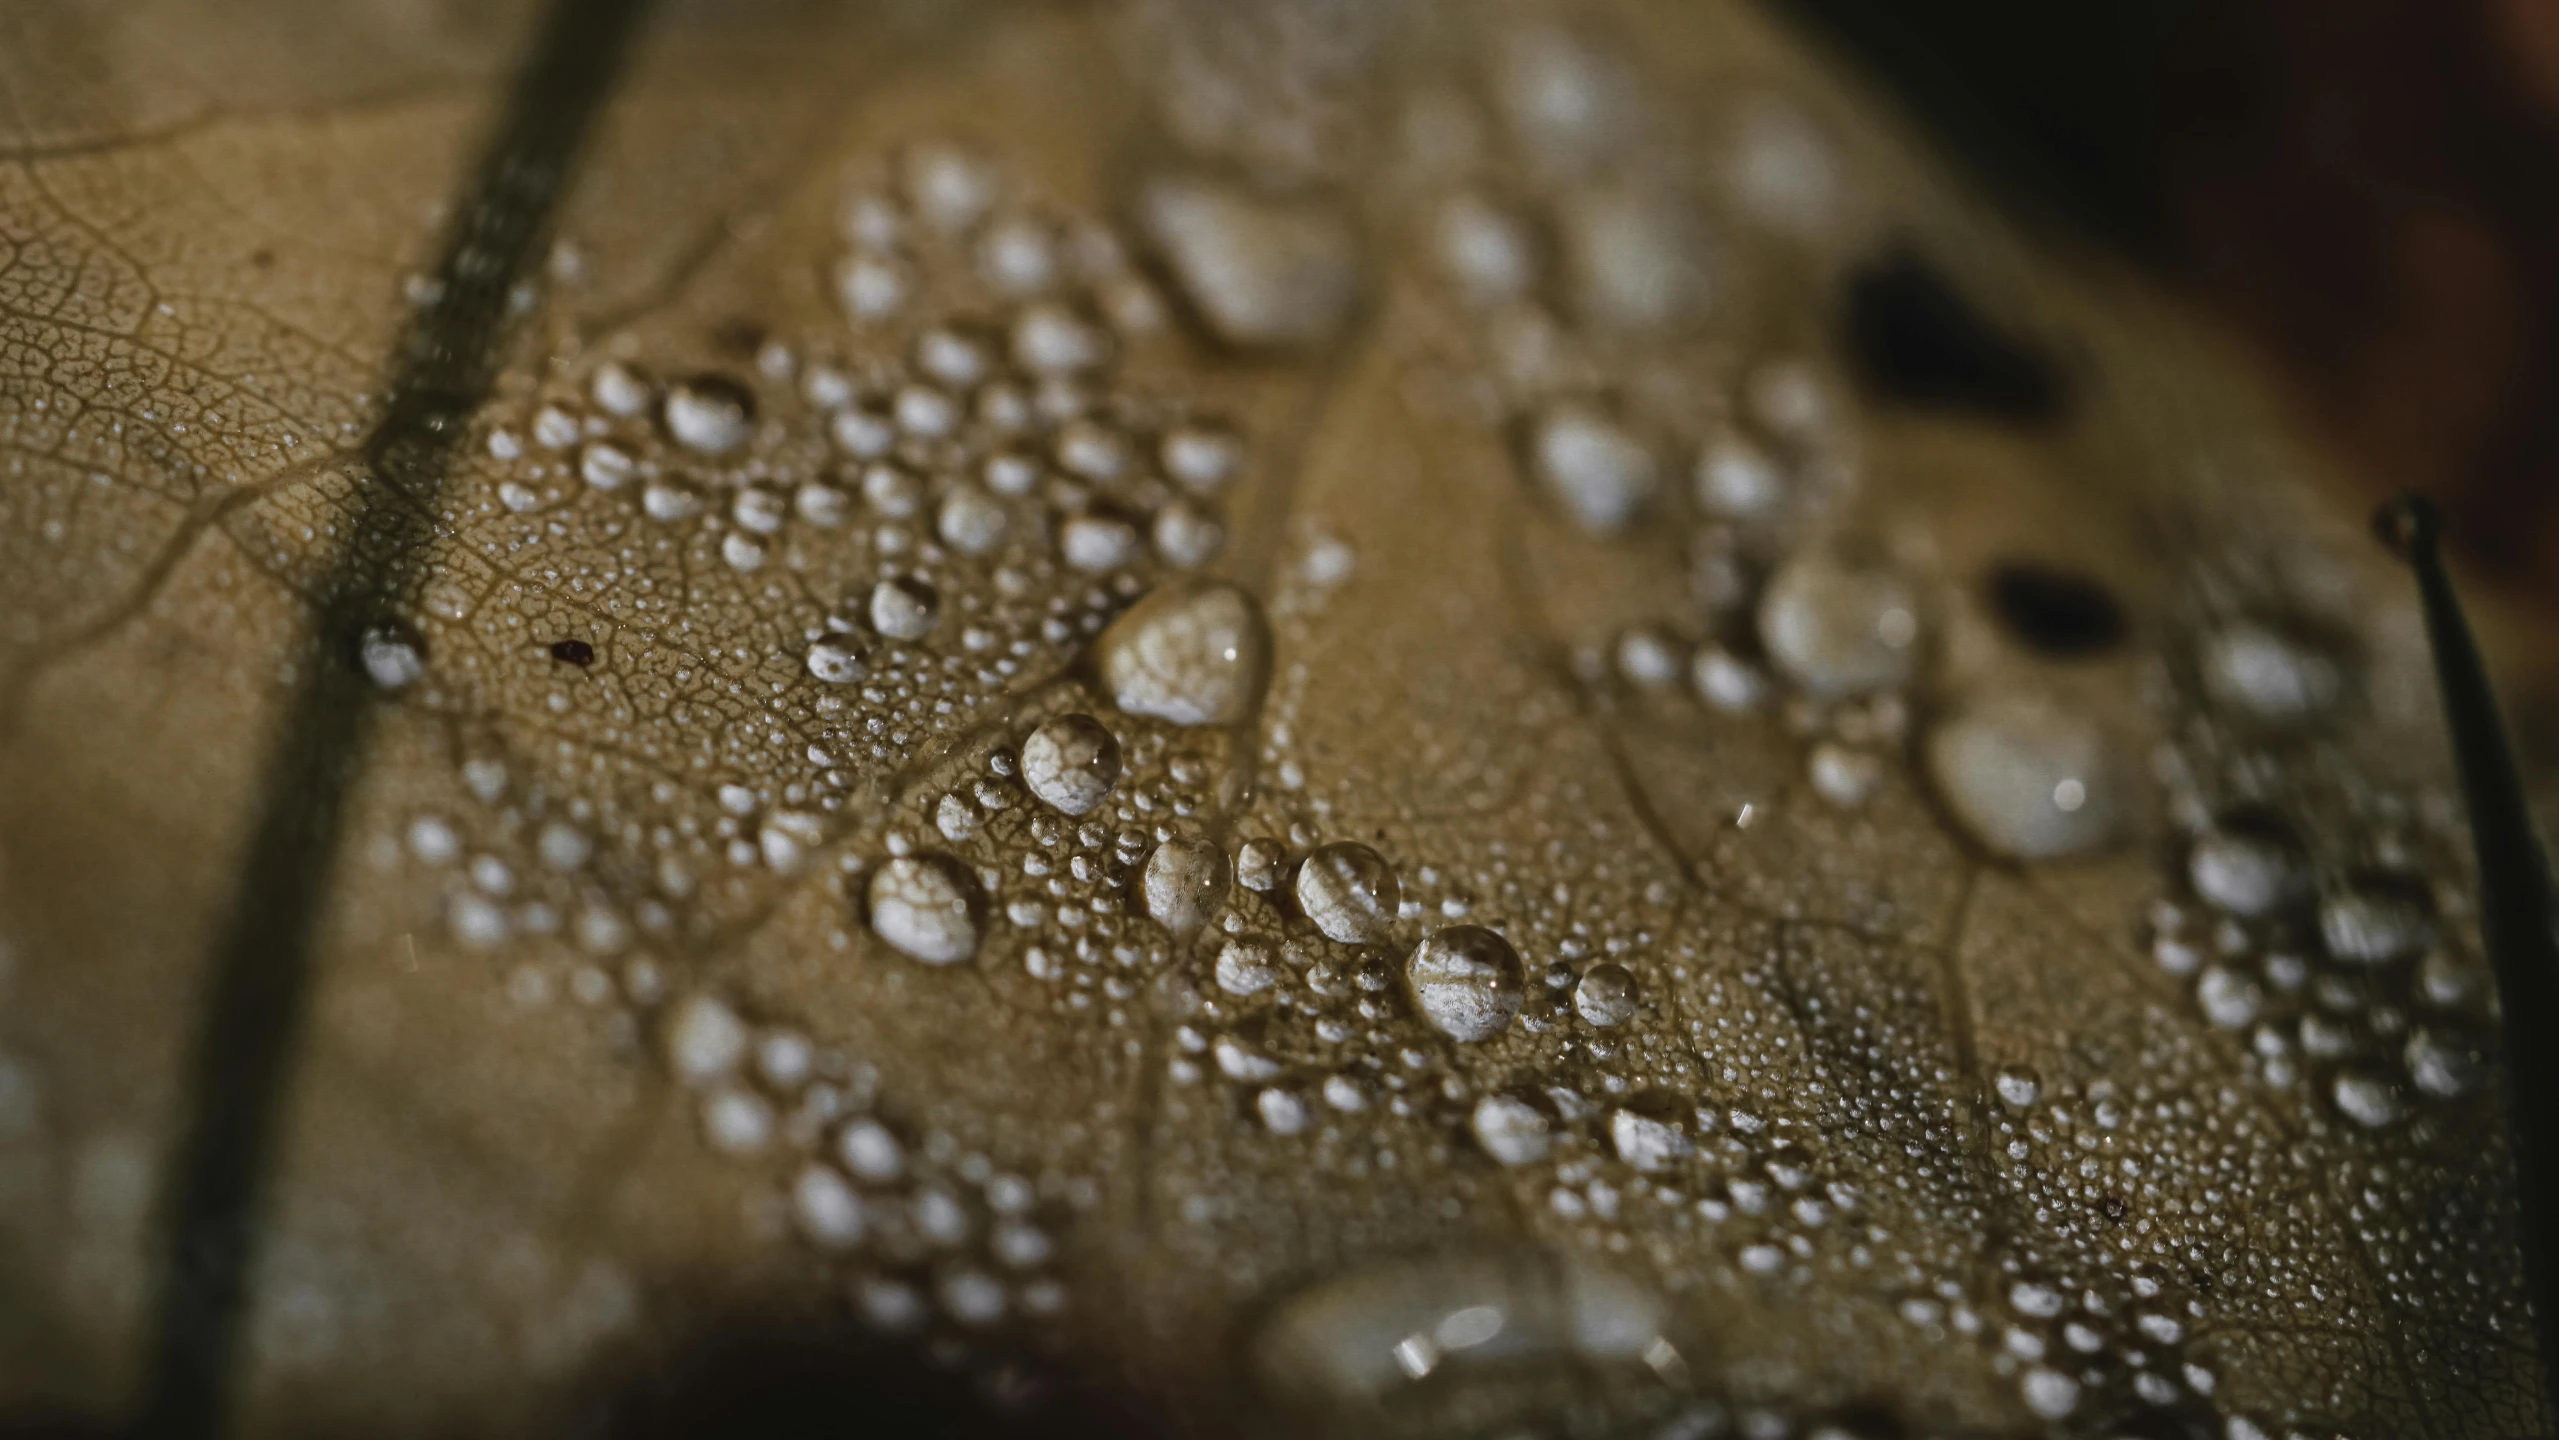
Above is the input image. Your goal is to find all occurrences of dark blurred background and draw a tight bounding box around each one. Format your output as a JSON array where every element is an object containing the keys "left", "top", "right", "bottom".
[{"left": 1778, "top": 0, "right": 2559, "bottom": 609}]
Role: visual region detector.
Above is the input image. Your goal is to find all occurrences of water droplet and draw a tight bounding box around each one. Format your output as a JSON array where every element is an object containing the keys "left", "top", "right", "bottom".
[
  {"left": 869, "top": 576, "right": 939, "bottom": 641},
  {"left": 1161, "top": 425, "right": 1243, "bottom": 493},
  {"left": 665, "top": 994, "right": 748, "bottom": 1086},
  {"left": 1236, "top": 839, "right": 1285, "bottom": 892},
  {"left": 2331, "top": 1069, "right": 2404, "bottom": 1128},
  {"left": 1608, "top": 1108, "right": 1690, "bottom": 1171},
  {"left": 1061, "top": 513, "right": 1141, "bottom": 572},
  {"left": 591, "top": 361, "right": 651, "bottom": 417},
  {"left": 2318, "top": 875, "right": 2434, "bottom": 966},
  {"left": 1258, "top": 1088, "right": 1313, "bottom": 1135},
  {"left": 1142, "top": 838, "right": 1231, "bottom": 936},
  {"left": 936, "top": 486, "right": 1009, "bottom": 555},
  {"left": 2188, "top": 814, "right": 2307, "bottom": 918},
  {"left": 2020, "top": 1367, "right": 2080, "bottom": 1420},
  {"left": 1559, "top": 185, "right": 1709, "bottom": 332},
  {"left": 1694, "top": 434, "right": 1785, "bottom": 520},
  {"left": 1923, "top": 696, "right": 2121, "bottom": 860},
  {"left": 1526, "top": 403, "right": 1657, "bottom": 534},
  {"left": 1215, "top": 937, "right": 1282, "bottom": 996},
  {"left": 837, "top": 1118, "right": 904, "bottom": 1182},
  {"left": 1152, "top": 501, "right": 1225, "bottom": 569},
  {"left": 1691, "top": 647, "right": 1768, "bottom": 712},
  {"left": 1249, "top": 1250, "right": 1666, "bottom": 1405},
  {"left": 1806, "top": 741, "right": 1881, "bottom": 809},
  {"left": 1295, "top": 842, "right": 1400, "bottom": 944},
  {"left": 1405, "top": 925, "right": 1525, "bottom": 1042},
  {"left": 1758, "top": 553, "right": 1919, "bottom": 697},
  {"left": 866, "top": 855, "right": 982, "bottom": 965},
  {"left": 1573, "top": 963, "right": 1637, "bottom": 1026},
  {"left": 2198, "top": 619, "right": 2347, "bottom": 728},
  {"left": 662, "top": 374, "right": 755, "bottom": 456},
  {"left": 1433, "top": 192, "right": 1539, "bottom": 302},
  {"left": 899, "top": 138, "right": 995, "bottom": 234},
  {"left": 1472, "top": 1096, "right": 1552, "bottom": 1167},
  {"left": 578, "top": 442, "right": 633, "bottom": 490},
  {"left": 1138, "top": 176, "right": 1360, "bottom": 350},
  {"left": 805, "top": 635, "right": 867, "bottom": 684},
  {"left": 1994, "top": 1066, "right": 2040, "bottom": 1107},
  {"left": 792, "top": 1166, "right": 866, "bottom": 1249},
  {"left": 1096, "top": 580, "right": 1271, "bottom": 727},
  {"left": 357, "top": 621, "right": 427, "bottom": 691},
  {"left": 2405, "top": 1028, "right": 2483, "bottom": 1098},
  {"left": 2196, "top": 965, "right": 2263, "bottom": 1029},
  {"left": 1020, "top": 714, "right": 1123, "bottom": 816}
]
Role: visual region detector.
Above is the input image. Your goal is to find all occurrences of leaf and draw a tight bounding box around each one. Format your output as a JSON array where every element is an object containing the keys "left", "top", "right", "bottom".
[{"left": 0, "top": 1, "right": 2547, "bottom": 1437}]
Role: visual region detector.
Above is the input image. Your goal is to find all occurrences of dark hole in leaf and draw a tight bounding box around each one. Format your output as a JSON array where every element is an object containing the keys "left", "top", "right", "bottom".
[
  {"left": 1844, "top": 251, "right": 2065, "bottom": 421},
  {"left": 1985, "top": 561, "right": 2125, "bottom": 657},
  {"left": 551, "top": 638, "right": 597, "bottom": 666}
]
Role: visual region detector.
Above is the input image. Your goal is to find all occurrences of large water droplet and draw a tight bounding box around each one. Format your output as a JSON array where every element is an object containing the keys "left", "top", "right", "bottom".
[
  {"left": 1559, "top": 186, "right": 1709, "bottom": 332},
  {"left": 1406, "top": 925, "right": 1526, "bottom": 1042},
  {"left": 1096, "top": 580, "right": 1272, "bottom": 726},
  {"left": 1757, "top": 554, "right": 1919, "bottom": 697},
  {"left": 866, "top": 855, "right": 982, "bottom": 965},
  {"left": 1294, "top": 842, "right": 1400, "bottom": 944},
  {"left": 663, "top": 374, "right": 755, "bottom": 456},
  {"left": 1020, "top": 714, "right": 1123, "bottom": 816},
  {"left": 357, "top": 620, "right": 427, "bottom": 691},
  {"left": 1142, "top": 837, "right": 1231, "bottom": 936},
  {"left": 1923, "top": 695, "right": 2121, "bottom": 861},
  {"left": 869, "top": 576, "right": 939, "bottom": 641},
  {"left": 1138, "top": 176, "right": 1360, "bottom": 350}
]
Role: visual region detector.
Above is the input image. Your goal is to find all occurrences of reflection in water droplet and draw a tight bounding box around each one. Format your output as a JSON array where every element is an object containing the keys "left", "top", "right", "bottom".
[
  {"left": 1923, "top": 696, "right": 2121, "bottom": 861},
  {"left": 1994, "top": 1066, "right": 2040, "bottom": 1108},
  {"left": 2405, "top": 1028, "right": 2483, "bottom": 1098},
  {"left": 1097, "top": 580, "right": 1272, "bottom": 726},
  {"left": 2331, "top": 1070, "right": 2403, "bottom": 1128},
  {"left": 1215, "top": 937, "right": 1281, "bottom": 996},
  {"left": 1406, "top": 926, "right": 1526, "bottom": 1042},
  {"left": 1295, "top": 842, "right": 1400, "bottom": 945},
  {"left": 1757, "top": 554, "right": 1919, "bottom": 698},
  {"left": 1020, "top": 714, "right": 1123, "bottom": 816},
  {"left": 1249, "top": 1250, "right": 1669, "bottom": 1407},
  {"left": 865, "top": 855, "right": 981, "bottom": 965}
]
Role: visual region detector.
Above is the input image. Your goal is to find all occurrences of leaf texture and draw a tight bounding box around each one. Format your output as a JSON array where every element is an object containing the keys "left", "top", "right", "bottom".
[{"left": 0, "top": 1, "right": 2548, "bottom": 1437}]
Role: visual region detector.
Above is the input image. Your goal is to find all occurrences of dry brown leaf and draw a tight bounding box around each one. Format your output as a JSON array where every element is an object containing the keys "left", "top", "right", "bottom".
[{"left": 0, "top": 1, "right": 2547, "bottom": 1437}]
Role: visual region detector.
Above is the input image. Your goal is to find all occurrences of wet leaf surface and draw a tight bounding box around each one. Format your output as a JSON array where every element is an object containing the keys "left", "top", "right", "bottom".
[{"left": 0, "top": 2, "right": 2550, "bottom": 1437}]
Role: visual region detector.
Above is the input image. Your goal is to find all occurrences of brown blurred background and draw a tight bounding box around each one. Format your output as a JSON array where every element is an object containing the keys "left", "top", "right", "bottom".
[{"left": 1784, "top": 0, "right": 2559, "bottom": 608}]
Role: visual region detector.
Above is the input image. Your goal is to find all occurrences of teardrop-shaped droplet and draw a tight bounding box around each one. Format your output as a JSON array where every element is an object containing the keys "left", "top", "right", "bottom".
[
  {"left": 1097, "top": 580, "right": 1271, "bottom": 726},
  {"left": 1142, "top": 837, "right": 1231, "bottom": 936},
  {"left": 865, "top": 855, "right": 981, "bottom": 965},
  {"left": 1020, "top": 714, "right": 1122, "bottom": 816},
  {"left": 1923, "top": 695, "right": 2122, "bottom": 861}
]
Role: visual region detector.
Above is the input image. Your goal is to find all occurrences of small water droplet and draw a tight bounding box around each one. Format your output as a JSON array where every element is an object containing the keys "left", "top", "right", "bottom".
[
  {"left": 2188, "top": 813, "right": 2308, "bottom": 918},
  {"left": 2318, "top": 875, "right": 2434, "bottom": 966},
  {"left": 2198, "top": 619, "right": 2347, "bottom": 728},
  {"left": 1994, "top": 1066, "right": 2040, "bottom": 1108},
  {"left": 2331, "top": 1069, "right": 2404, "bottom": 1128},
  {"left": 357, "top": 621, "right": 427, "bottom": 691}
]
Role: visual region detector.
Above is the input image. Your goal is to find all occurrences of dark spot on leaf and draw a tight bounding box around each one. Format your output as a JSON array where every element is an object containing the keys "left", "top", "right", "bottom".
[
  {"left": 713, "top": 317, "right": 768, "bottom": 356},
  {"left": 1985, "top": 561, "right": 2126, "bottom": 657},
  {"left": 249, "top": 249, "right": 274, "bottom": 270},
  {"left": 1845, "top": 250, "right": 2065, "bottom": 422},
  {"left": 551, "top": 638, "right": 596, "bottom": 666}
]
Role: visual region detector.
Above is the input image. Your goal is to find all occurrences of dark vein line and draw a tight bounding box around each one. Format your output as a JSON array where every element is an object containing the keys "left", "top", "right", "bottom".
[
  {"left": 133, "top": 0, "right": 655, "bottom": 1433},
  {"left": 2378, "top": 494, "right": 2559, "bottom": 1423}
]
